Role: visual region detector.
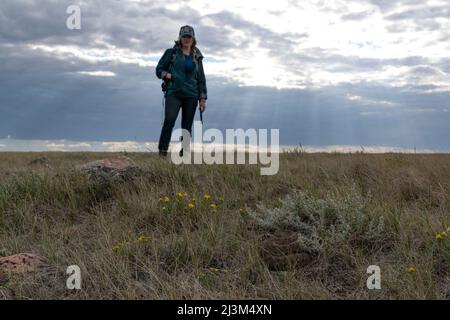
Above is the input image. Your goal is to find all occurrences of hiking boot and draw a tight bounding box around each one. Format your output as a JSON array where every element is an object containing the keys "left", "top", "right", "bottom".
[{"left": 159, "top": 150, "right": 168, "bottom": 158}]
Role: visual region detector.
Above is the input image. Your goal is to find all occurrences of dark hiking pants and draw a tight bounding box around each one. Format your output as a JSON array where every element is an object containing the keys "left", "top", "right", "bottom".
[{"left": 158, "top": 95, "right": 198, "bottom": 153}]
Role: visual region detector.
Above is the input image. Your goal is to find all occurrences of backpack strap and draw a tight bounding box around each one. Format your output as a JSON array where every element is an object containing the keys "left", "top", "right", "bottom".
[
  {"left": 164, "top": 48, "right": 177, "bottom": 72},
  {"left": 161, "top": 48, "right": 177, "bottom": 96},
  {"left": 192, "top": 47, "right": 203, "bottom": 69}
]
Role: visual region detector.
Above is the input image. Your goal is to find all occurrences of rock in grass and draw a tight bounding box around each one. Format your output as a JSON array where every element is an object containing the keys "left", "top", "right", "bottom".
[
  {"left": 77, "top": 156, "right": 142, "bottom": 184},
  {"left": 0, "top": 253, "right": 42, "bottom": 274},
  {"left": 79, "top": 156, "right": 137, "bottom": 171},
  {"left": 29, "top": 156, "right": 50, "bottom": 166},
  {"left": 0, "top": 253, "right": 59, "bottom": 289}
]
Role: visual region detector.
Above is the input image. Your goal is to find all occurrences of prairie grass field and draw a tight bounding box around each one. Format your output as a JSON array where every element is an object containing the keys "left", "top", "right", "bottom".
[{"left": 0, "top": 151, "right": 449, "bottom": 299}]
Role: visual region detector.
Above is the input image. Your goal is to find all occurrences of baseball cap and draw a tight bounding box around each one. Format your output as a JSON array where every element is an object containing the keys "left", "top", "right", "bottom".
[{"left": 179, "top": 25, "right": 195, "bottom": 38}]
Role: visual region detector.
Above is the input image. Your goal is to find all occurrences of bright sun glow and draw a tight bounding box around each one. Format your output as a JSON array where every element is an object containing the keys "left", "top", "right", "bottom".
[{"left": 25, "top": 0, "right": 450, "bottom": 91}]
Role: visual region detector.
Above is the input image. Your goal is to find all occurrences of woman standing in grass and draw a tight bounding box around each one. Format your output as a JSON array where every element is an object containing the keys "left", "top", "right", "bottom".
[{"left": 156, "top": 25, "right": 208, "bottom": 157}]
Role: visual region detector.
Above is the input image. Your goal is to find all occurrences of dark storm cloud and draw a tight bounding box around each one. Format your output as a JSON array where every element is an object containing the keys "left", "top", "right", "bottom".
[
  {"left": 0, "top": 41, "right": 164, "bottom": 141},
  {"left": 0, "top": 0, "right": 201, "bottom": 52},
  {"left": 3, "top": 35, "right": 449, "bottom": 151},
  {"left": 2, "top": 45, "right": 450, "bottom": 151},
  {"left": 198, "top": 10, "right": 308, "bottom": 57},
  {"left": 207, "top": 81, "right": 450, "bottom": 151},
  {"left": 277, "top": 47, "right": 432, "bottom": 76},
  {"left": 1, "top": 1, "right": 304, "bottom": 57},
  {"left": 0, "top": 0, "right": 439, "bottom": 76}
]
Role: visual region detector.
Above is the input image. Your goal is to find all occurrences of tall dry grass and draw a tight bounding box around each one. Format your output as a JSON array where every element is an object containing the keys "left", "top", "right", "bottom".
[{"left": 0, "top": 152, "right": 449, "bottom": 299}]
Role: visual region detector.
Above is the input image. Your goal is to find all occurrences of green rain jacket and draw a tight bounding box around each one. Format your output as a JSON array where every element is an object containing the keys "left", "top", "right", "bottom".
[{"left": 156, "top": 41, "right": 207, "bottom": 101}]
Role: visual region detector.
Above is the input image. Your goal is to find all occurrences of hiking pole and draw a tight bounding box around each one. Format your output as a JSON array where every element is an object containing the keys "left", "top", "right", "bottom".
[
  {"left": 199, "top": 99, "right": 204, "bottom": 125},
  {"left": 161, "top": 95, "right": 165, "bottom": 127}
]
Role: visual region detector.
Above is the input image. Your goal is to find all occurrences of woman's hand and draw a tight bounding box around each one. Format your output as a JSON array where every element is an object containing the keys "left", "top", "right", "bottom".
[
  {"left": 199, "top": 98, "right": 206, "bottom": 112},
  {"left": 165, "top": 73, "right": 172, "bottom": 80}
]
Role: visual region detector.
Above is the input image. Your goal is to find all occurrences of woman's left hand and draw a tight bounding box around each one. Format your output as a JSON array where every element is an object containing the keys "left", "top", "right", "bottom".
[{"left": 199, "top": 99, "right": 206, "bottom": 112}]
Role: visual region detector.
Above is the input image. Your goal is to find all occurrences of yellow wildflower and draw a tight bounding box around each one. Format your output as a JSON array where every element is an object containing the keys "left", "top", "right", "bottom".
[
  {"left": 159, "top": 197, "right": 163, "bottom": 202},
  {"left": 191, "top": 197, "right": 197, "bottom": 202},
  {"left": 436, "top": 234, "right": 444, "bottom": 240},
  {"left": 187, "top": 203, "right": 195, "bottom": 209},
  {"left": 407, "top": 267, "right": 416, "bottom": 274},
  {"left": 112, "top": 244, "right": 122, "bottom": 252},
  {"left": 210, "top": 204, "right": 217, "bottom": 209},
  {"left": 138, "top": 236, "right": 151, "bottom": 242},
  {"left": 204, "top": 194, "right": 211, "bottom": 200},
  {"left": 447, "top": 227, "right": 450, "bottom": 233},
  {"left": 164, "top": 196, "right": 170, "bottom": 203},
  {"left": 176, "top": 192, "right": 188, "bottom": 198}
]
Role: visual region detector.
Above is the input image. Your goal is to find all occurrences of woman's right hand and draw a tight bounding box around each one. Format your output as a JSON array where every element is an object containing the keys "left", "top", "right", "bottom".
[{"left": 165, "top": 73, "right": 172, "bottom": 80}]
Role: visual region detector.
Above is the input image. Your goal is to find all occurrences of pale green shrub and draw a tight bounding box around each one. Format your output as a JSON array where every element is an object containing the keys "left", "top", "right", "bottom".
[{"left": 247, "top": 185, "right": 390, "bottom": 255}]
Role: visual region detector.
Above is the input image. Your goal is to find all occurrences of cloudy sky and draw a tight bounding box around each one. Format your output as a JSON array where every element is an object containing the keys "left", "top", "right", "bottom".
[{"left": 1, "top": 0, "right": 449, "bottom": 152}]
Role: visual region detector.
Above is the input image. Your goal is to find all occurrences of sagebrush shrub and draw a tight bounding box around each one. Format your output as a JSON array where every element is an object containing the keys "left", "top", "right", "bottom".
[{"left": 247, "top": 185, "right": 390, "bottom": 255}]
